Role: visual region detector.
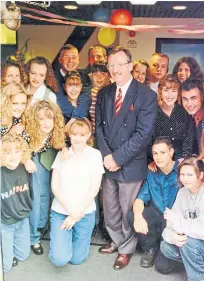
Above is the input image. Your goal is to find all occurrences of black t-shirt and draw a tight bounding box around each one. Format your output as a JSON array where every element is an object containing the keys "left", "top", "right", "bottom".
[{"left": 1, "top": 164, "right": 32, "bottom": 225}]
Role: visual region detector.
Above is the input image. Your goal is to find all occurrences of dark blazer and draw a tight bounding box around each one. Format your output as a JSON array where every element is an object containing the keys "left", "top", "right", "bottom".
[{"left": 95, "top": 78, "right": 157, "bottom": 182}]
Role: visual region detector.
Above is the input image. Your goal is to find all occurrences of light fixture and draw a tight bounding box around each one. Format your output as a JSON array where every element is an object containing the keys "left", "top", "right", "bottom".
[
  {"left": 172, "top": 5, "right": 187, "bottom": 11},
  {"left": 64, "top": 2, "right": 78, "bottom": 10}
]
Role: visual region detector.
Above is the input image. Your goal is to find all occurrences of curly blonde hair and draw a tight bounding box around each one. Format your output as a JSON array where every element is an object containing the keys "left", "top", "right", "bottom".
[
  {"left": 25, "top": 100, "right": 65, "bottom": 151},
  {"left": 1, "top": 60, "right": 27, "bottom": 87},
  {"left": 1, "top": 133, "right": 31, "bottom": 166},
  {"left": 25, "top": 56, "right": 59, "bottom": 93},
  {"left": 67, "top": 118, "right": 94, "bottom": 147},
  {"left": 1, "top": 82, "right": 31, "bottom": 127}
]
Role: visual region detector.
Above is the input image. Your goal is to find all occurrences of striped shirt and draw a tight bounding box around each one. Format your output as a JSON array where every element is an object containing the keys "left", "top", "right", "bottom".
[{"left": 89, "top": 87, "right": 99, "bottom": 133}]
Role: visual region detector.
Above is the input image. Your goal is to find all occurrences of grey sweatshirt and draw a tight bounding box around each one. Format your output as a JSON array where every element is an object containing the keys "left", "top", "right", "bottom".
[{"left": 162, "top": 185, "right": 204, "bottom": 243}]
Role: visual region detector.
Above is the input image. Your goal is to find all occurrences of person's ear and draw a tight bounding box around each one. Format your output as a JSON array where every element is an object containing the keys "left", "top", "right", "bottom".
[
  {"left": 199, "top": 171, "right": 204, "bottom": 180},
  {"left": 129, "top": 62, "right": 133, "bottom": 72},
  {"left": 170, "top": 148, "right": 174, "bottom": 157},
  {"left": 58, "top": 56, "right": 62, "bottom": 65}
]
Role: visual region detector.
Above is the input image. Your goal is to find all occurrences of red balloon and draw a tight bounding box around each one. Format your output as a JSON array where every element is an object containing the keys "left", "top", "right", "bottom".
[
  {"left": 129, "top": 30, "right": 136, "bottom": 37},
  {"left": 110, "top": 9, "right": 133, "bottom": 26}
]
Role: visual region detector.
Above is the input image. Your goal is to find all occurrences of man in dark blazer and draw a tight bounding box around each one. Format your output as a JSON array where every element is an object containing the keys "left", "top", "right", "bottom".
[{"left": 95, "top": 46, "right": 157, "bottom": 270}]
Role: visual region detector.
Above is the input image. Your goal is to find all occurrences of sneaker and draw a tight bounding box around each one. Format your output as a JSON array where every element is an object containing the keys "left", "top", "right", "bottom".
[
  {"left": 12, "top": 257, "right": 18, "bottom": 267},
  {"left": 140, "top": 248, "right": 158, "bottom": 268}
]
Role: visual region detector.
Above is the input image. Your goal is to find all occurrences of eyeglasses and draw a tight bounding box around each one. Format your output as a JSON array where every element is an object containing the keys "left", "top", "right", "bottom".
[{"left": 107, "top": 62, "right": 130, "bottom": 70}]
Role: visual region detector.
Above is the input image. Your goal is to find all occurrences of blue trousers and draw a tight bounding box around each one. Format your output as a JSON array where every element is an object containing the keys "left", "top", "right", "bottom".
[
  {"left": 161, "top": 238, "right": 204, "bottom": 281},
  {"left": 49, "top": 210, "right": 95, "bottom": 267},
  {"left": 29, "top": 154, "right": 51, "bottom": 245},
  {"left": 1, "top": 218, "right": 30, "bottom": 273}
]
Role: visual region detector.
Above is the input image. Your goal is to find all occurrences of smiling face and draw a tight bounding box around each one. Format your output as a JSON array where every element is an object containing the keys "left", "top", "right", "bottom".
[
  {"left": 59, "top": 49, "right": 80, "bottom": 73},
  {"left": 149, "top": 55, "right": 169, "bottom": 83},
  {"left": 133, "top": 63, "right": 147, "bottom": 83},
  {"left": 64, "top": 76, "right": 82, "bottom": 103},
  {"left": 29, "top": 62, "right": 47, "bottom": 89},
  {"left": 5, "top": 66, "right": 21, "bottom": 84},
  {"left": 2, "top": 143, "right": 22, "bottom": 170},
  {"left": 69, "top": 123, "right": 90, "bottom": 151},
  {"left": 108, "top": 51, "right": 133, "bottom": 86},
  {"left": 11, "top": 93, "right": 27, "bottom": 118},
  {"left": 177, "top": 62, "right": 191, "bottom": 83},
  {"left": 179, "top": 165, "right": 203, "bottom": 191},
  {"left": 37, "top": 108, "right": 54, "bottom": 136},
  {"left": 181, "top": 88, "right": 203, "bottom": 116},
  {"left": 161, "top": 83, "right": 179, "bottom": 107},
  {"left": 152, "top": 143, "right": 174, "bottom": 170},
  {"left": 91, "top": 71, "right": 109, "bottom": 89}
]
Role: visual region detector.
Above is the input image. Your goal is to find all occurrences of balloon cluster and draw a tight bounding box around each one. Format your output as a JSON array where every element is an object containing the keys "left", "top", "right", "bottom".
[{"left": 94, "top": 8, "right": 133, "bottom": 46}]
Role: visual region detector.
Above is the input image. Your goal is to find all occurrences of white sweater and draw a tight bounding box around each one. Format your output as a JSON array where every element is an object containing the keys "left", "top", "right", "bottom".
[{"left": 162, "top": 185, "right": 204, "bottom": 243}]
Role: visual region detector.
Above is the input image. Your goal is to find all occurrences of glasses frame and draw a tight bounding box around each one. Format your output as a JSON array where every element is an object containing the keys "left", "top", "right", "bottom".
[{"left": 107, "top": 62, "right": 130, "bottom": 70}]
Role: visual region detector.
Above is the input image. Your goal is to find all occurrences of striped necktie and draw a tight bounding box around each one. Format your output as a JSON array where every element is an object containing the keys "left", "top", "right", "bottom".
[{"left": 115, "top": 88, "right": 122, "bottom": 116}]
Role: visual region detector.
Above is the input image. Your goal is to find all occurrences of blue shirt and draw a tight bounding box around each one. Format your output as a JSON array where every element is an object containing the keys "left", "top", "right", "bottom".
[
  {"left": 54, "top": 69, "right": 91, "bottom": 121},
  {"left": 137, "top": 162, "right": 178, "bottom": 214}
]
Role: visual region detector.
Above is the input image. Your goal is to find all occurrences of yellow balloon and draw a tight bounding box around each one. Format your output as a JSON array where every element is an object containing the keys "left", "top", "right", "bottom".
[{"left": 98, "top": 28, "right": 116, "bottom": 47}]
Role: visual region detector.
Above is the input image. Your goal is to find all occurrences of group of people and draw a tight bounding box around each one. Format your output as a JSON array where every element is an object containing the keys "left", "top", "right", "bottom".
[{"left": 1, "top": 43, "right": 204, "bottom": 281}]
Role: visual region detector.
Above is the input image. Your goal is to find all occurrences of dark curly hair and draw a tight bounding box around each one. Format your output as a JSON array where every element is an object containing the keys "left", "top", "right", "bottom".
[
  {"left": 26, "top": 56, "right": 59, "bottom": 93},
  {"left": 172, "top": 57, "right": 204, "bottom": 83}
]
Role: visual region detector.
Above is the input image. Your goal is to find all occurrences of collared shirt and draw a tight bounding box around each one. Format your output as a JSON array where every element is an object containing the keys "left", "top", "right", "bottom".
[
  {"left": 137, "top": 161, "right": 178, "bottom": 214},
  {"left": 194, "top": 108, "right": 204, "bottom": 127},
  {"left": 116, "top": 77, "right": 133, "bottom": 102},
  {"left": 28, "top": 83, "right": 57, "bottom": 105},
  {"left": 150, "top": 82, "right": 159, "bottom": 94},
  {"left": 60, "top": 68, "right": 66, "bottom": 77}
]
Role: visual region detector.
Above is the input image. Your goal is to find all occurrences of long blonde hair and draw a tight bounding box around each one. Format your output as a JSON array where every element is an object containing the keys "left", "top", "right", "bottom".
[
  {"left": 1, "top": 82, "right": 31, "bottom": 127},
  {"left": 25, "top": 100, "right": 65, "bottom": 151}
]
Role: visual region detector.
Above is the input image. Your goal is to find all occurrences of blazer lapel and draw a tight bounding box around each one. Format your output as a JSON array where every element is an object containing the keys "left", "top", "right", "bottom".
[
  {"left": 108, "top": 79, "right": 138, "bottom": 145},
  {"left": 105, "top": 83, "right": 117, "bottom": 128}
]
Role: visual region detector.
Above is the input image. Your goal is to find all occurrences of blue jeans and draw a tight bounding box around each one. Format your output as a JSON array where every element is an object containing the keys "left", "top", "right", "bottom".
[
  {"left": 49, "top": 210, "right": 95, "bottom": 266},
  {"left": 29, "top": 154, "right": 51, "bottom": 245},
  {"left": 1, "top": 218, "right": 30, "bottom": 273},
  {"left": 161, "top": 238, "right": 204, "bottom": 281}
]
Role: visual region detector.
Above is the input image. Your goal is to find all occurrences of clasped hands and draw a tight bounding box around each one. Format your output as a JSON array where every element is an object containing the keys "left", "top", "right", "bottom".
[
  {"left": 61, "top": 216, "right": 76, "bottom": 230},
  {"left": 61, "top": 210, "right": 84, "bottom": 230},
  {"left": 104, "top": 154, "right": 120, "bottom": 172},
  {"left": 164, "top": 208, "right": 187, "bottom": 247}
]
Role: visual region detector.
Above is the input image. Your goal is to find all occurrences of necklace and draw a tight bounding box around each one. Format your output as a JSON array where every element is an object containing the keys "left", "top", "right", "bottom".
[{"left": 188, "top": 185, "right": 204, "bottom": 206}]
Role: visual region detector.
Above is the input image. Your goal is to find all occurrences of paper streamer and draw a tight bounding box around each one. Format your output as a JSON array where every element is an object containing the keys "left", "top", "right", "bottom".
[
  {"left": 169, "top": 29, "right": 204, "bottom": 34},
  {"left": 19, "top": 5, "right": 204, "bottom": 34}
]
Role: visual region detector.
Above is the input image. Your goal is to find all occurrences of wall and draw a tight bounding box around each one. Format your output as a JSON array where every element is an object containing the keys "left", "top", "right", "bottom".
[
  {"left": 18, "top": 25, "right": 75, "bottom": 62},
  {"left": 18, "top": 25, "right": 119, "bottom": 68},
  {"left": 120, "top": 18, "right": 204, "bottom": 62},
  {"left": 18, "top": 18, "right": 204, "bottom": 68}
]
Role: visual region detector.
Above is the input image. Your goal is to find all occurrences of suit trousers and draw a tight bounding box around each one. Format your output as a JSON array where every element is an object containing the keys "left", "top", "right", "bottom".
[{"left": 102, "top": 175, "right": 142, "bottom": 254}]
